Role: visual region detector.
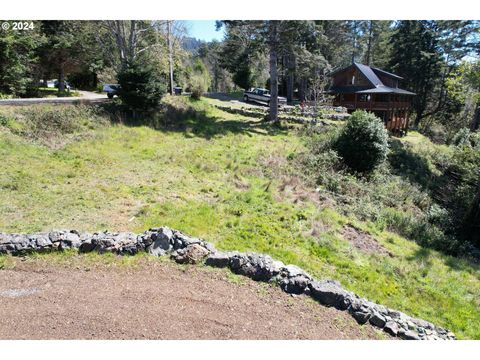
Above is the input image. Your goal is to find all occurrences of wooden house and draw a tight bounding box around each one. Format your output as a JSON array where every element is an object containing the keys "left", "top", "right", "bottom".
[{"left": 329, "top": 62, "right": 415, "bottom": 134}]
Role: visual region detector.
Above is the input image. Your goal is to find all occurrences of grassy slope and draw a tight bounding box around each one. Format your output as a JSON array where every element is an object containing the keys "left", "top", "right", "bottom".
[{"left": 0, "top": 98, "right": 479, "bottom": 339}]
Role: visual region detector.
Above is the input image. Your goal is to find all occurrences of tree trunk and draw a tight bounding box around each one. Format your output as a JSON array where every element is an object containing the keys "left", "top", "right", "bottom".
[
  {"left": 93, "top": 73, "right": 98, "bottom": 89},
  {"left": 128, "top": 20, "right": 137, "bottom": 62},
  {"left": 113, "top": 21, "right": 127, "bottom": 66},
  {"left": 366, "top": 21, "right": 374, "bottom": 66},
  {"left": 167, "top": 21, "right": 174, "bottom": 95},
  {"left": 464, "top": 186, "right": 480, "bottom": 247},
  {"left": 471, "top": 104, "right": 480, "bottom": 131},
  {"left": 286, "top": 54, "right": 294, "bottom": 105},
  {"left": 298, "top": 77, "right": 307, "bottom": 102},
  {"left": 269, "top": 21, "right": 279, "bottom": 123},
  {"left": 351, "top": 20, "right": 357, "bottom": 63},
  {"left": 214, "top": 60, "right": 219, "bottom": 92},
  {"left": 58, "top": 65, "right": 65, "bottom": 93}
]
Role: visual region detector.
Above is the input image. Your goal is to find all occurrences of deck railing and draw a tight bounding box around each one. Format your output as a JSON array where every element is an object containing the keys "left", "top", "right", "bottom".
[{"left": 333, "top": 101, "right": 411, "bottom": 110}]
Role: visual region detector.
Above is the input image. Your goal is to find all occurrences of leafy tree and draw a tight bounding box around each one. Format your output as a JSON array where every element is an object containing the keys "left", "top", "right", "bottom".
[
  {"left": 427, "top": 21, "right": 480, "bottom": 127},
  {"left": 221, "top": 20, "right": 322, "bottom": 121},
  {"left": 456, "top": 60, "right": 480, "bottom": 130},
  {"left": 390, "top": 20, "right": 480, "bottom": 129},
  {"left": 197, "top": 40, "right": 234, "bottom": 92},
  {"left": 389, "top": 21, "right": 443, "bottom": 125},
  {"left": 117, "top": 60, "right": 166, "bottom": 112},
  {"left": 316, "top": 21, "right": 352, "bottom": 68},
  {"left": 335, "top": 111, "right": 390, "bottom": 173},
  {"left": 280, "top": 21, "right": 323, "bottom": 104},
  {"left": 218, "top": 21, "right": 264, "bottom": 90},
  {"left": 0, "top": 22, "right": 43, "bottom": 96},
  {"left": 100, "top": 21, "right": 158, "bottom": 67},
  {"left": 464, "top": 185, "right": 480, "bottom": 248},
  {"left": 438, "top": 61, "right": 480, "bottom": 140},
  {"left": 360, "top": 21, "right": 393, "bottom": 68},
  {"left": 39, "top": 21, "right": 88, "bottom": 92}
]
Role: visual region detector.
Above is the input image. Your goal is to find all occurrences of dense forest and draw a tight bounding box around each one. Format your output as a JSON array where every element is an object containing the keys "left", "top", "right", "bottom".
[{"left": 1, "top": 21, "right": 480, "bottom": 129}]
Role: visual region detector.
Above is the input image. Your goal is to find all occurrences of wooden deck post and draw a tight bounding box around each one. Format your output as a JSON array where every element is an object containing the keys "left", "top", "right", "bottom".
[{"left": 405, "top": 109, "right": 410, "bottom": 135}]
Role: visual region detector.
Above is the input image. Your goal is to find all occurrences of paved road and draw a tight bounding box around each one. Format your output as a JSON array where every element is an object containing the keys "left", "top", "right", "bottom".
[
  {"left": 0, "top": 91, "right": 108, "bottom": 106},
  {"left": 205, "top": 92, "right": 294, "bottom": 110},
  {"left": 0, "top": 256, "right": 384, "bottom": 340}
]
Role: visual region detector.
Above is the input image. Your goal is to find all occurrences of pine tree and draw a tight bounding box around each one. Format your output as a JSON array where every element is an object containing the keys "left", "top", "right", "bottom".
[
  {"left": 389, "top": 21, "right": 443, "bottom": 125},
  {"left": 360, "top": 21, "right": 393, "bottom": 68}
]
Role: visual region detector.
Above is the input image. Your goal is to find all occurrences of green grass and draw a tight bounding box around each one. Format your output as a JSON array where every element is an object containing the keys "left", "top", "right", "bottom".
[
  {"left": 0, "top": 97, "right": 479, "bottom": 339},
  {"left": 37, "top": 87, "right": 81, "bottom": 98}
]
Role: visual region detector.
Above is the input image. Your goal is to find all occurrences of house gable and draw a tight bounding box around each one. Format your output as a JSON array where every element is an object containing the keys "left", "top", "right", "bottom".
[{"left": 332, "top": 64, "right": 375, "bottom": 88}]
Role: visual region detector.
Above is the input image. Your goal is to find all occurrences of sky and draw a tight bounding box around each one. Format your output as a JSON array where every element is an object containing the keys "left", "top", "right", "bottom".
[{"left": 183, "top": 20, "right": 225, "bottom": 42}]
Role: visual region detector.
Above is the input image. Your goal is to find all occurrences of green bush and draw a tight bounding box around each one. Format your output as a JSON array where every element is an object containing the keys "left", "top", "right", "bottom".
[
  {"left": 335, "top": 110, "right": 389, "bottom": 173},
  {"left": 379, "top": 207, "right": 457, "bottom": 250},
  {"left": 0, "top": 114, "right": 9, "bottom": 126},
  {"left": 117, "top": 61, "right": 166, "bottom": 112},
  {"left": 451, "top": 127, "right": 471, "bottom": 147},
  {"left": 187, "top": 59, "right": 211, "bottom": 100}
]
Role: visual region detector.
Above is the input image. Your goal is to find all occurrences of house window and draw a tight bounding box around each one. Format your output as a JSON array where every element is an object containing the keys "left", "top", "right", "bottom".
[
  {"left": 376, "top": 94, "right": 388, "bottom": 102},
  {"left": 359, "top": 94, "right": 370, "bottom": 102}
]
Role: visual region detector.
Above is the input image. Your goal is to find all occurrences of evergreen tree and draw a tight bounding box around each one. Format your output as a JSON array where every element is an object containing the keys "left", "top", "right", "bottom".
[
  {"left": 39, "top": 21, "right": 89, "bottom": 93},
  {"left": 117, "top": 60, "right": 166, "bottom": 112},
  {"left": 0, "top": 22, "right": 44, "bottom": 96},
  {"left": 360, "top": 21, "right": 393, "bottom": 68},
  {"left": 316, "top": 21, "right": 352, "bottom": 67},
  {"left": 218, "top": 21, "right": 264, "bottom": 90},
  {"left": 389, "top": 21, "right": 443, "bottom": 125}
]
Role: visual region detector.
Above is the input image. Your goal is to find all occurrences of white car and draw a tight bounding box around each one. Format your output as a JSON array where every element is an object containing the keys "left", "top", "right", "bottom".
[
  {"left": 243, "top": 88, "right": 287, "bottom": 106},
  {"left": 54, "top": 80, "right": 72, "bottom": 91}
]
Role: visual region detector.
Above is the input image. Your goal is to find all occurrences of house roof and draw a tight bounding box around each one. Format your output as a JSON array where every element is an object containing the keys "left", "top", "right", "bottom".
[
  {"left": 329, "top": 62, "right": 415, "bottom": 96},
  {"left": 356, "top": 86, "right": 416, "bottom": 95},
  {"left": 328, "top": 85, "right": 372, "bottom": 94},
  {"left": 371, "top": 67, "right": 403, "bottom": 80},
  {"left": 353, "top": 62, "right": 383, "bottom": 87}
]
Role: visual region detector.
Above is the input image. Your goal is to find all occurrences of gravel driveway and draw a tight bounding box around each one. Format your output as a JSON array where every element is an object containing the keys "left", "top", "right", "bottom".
[{"left": 0, "top": 256, "right": 384, "bottom": 340}]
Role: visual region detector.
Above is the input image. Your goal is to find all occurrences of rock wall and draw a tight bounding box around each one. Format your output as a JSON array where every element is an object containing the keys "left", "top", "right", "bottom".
[
  {"left": 0, "top": 227, "right": 455, "bottom": 340},
  {"left": 213, "top": 104, "right": 350, "bottom": 122}
]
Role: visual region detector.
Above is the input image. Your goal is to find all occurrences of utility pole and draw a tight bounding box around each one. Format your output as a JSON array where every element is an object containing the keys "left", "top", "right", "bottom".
[{"left": 167, "top": 21, "right": 174, "bottom": 95}]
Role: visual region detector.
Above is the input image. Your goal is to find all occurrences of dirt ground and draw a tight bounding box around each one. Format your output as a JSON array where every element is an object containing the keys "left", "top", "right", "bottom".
[
  {"left": 0, "top": 255, "right": 385, "bottom": 340},
  {"left": 341, "top": 225, "right": 393, "bottom": 257}
]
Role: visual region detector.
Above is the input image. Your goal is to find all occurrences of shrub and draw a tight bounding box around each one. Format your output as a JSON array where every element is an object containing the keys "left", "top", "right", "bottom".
[
  {"left": 187, "top": 59, "right": 211, "bottom": 100},
  {"left": 471, "top": 131, "right": 480, "bottom": 149},
  {"left": 335, "top": 110, "right": 389, "bottom": 173},
  {"left": 379, "top": 207, "right": 457, "bottom": 252},
  {"left": 0, "top": 104, "right": 110, "bottom": 147},
  {"left": 117, "top": 60, "right": 166, "bottom": 112},
  {"left": 451, "top": 127, "right": 471, "bottom": 147},
  {"left": 0, "top": 113, "right": 9, "bottom": 126}
]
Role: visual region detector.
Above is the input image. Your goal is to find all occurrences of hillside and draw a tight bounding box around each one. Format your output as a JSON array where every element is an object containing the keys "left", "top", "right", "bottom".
[{"left": 0, "top": 97, "right": 479, "bottom": 339}]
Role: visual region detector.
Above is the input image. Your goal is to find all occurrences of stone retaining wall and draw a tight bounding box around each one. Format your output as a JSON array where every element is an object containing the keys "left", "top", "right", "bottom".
[
  {"left": 0, "top": 227, "right": 455, "bottom": 340},
  {"left": 213, "top": 104, "right": 350, "bottom": 122}
]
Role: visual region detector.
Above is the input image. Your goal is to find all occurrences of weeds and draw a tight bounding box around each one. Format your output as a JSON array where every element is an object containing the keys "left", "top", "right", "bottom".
[{"left": 0, "top": 98, "right": 479, "bottom": 338}]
